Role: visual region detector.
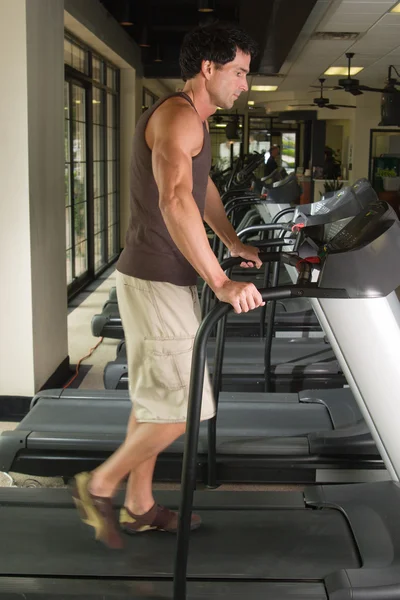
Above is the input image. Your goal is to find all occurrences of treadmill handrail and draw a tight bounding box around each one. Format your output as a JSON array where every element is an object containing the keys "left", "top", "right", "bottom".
[{"left": 173, "top": 283, "right": 348, "bottom": 600}]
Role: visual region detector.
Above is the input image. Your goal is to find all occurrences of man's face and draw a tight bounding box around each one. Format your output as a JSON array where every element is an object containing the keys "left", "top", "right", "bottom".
[{"left": 206, "top": 49, "right": 250, "bottom": 109}]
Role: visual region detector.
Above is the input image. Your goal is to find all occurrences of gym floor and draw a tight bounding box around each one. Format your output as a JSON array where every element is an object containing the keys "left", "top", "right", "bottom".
[{"left": 1, "top": 267, "right": 300, "bottom": 493}]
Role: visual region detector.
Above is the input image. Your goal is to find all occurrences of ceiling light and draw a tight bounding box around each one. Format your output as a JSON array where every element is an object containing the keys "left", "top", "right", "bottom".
[
  {"left": 119, "top": 0, "right": 133, "bottom": 26},
  {"left": 390, "top": 1, "right": 400, "bottom": 12},
  {"left": 215, "top": 123, "right": 227, "bottom": 127},
  {"left": 311, "top": 32, "right": 359, "bottom": 40},
  {"left": 251, "top": 85, "right": 278, "bottom": 92},
  {"left": 154, "top": 45, "right": 163, "bottom": 63},
  {"left": 324, "top": 66, "right": 364, "bottom": 76},
  {"left": 198, "top": 0, "right": 214, "bottom": 12},
  {"left": 248, "top": 101, "right": 255, "bottom": 105},
  {"left": 139, "top": 27, "right": 151, "bottom": 48}
]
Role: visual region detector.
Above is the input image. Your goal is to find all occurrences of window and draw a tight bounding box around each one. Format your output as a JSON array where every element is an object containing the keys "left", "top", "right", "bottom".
[
  {"left": 65, "top": 81, "right": 88, "bottom": 284},
  {"left": 248, "top": 116, "right": 299, "bottom": 177},
  {"left": 64, "top": 33, "right": 120, "bottom": 297},
  {"left": 142, "top": 87, "right": 158, "bottom": 113},
  {"left": 208, "top": 114, "right": 244, "bottom": 171}
]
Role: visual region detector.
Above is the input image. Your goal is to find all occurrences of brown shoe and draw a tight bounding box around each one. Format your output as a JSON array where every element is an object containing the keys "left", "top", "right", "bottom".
[
  {"left": 72, "top": 472, "right": 124, "bottom": 549},
  {"left": 119, "top": 503, "right": 201, "bottom": 534}
]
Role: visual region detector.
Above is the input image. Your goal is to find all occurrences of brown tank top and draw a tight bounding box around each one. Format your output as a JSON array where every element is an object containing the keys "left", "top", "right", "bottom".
[{"left": 116, "top": 92, "right": 211, "bottom": 286}]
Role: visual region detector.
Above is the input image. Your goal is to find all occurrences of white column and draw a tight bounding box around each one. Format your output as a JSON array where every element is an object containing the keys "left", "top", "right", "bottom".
[{"left": 0, "top": 0, "right": 68, "bottom": 396}]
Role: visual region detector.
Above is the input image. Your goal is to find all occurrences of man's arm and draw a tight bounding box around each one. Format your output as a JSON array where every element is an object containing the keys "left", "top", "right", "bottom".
[
  {"left": 148, "top": 102, "right": 264, "bottom": 314},
  {"left": 203, "top": 176, "right": 262, "bottom": 268}
]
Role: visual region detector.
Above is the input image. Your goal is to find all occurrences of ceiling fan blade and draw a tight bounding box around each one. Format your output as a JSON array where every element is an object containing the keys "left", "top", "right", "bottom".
[
  {"left": 348, "top": 88, "right": 363, "bottom": 96},
  {"left": 288, "top": 104, "right": 315, "bottom": 107},
  {"left": 326, "top": 105, "right": 339, "bottom": 110},
  {"left": 358, "top": 85, "right": 392, "bottom": 93},
  {"left": 309, "top": 86, "right": 341, "bottom": 92},
  {"left": 330, "top": 104, "right": 357, "bottom": 108}
]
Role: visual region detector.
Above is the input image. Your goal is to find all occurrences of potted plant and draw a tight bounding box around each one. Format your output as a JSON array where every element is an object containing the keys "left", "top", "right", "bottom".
[
  {"left": 377, "top": 168, "right": 400, "bottom": 192},
  {"left": 319, "top": 179, "right": 343, "bottom": 198}
]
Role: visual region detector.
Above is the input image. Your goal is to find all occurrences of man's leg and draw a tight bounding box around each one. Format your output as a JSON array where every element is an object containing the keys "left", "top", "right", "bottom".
[
  {"left": 89, "top": 419, "right": 185, "bottom": 499},
  {"left": 122, "top": 408, "right": 158, "bottom": 515}
]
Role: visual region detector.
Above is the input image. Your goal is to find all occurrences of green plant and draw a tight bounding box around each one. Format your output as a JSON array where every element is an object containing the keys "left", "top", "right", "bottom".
[
  {"left": 377, "top": 167, "right": 398, "bottom": 178},
  {"left": 319, "top": 179, "right": 343, "bottom": 197}
]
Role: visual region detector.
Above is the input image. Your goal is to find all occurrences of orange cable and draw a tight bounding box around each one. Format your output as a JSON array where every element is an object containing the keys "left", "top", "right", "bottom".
[{"left": 63, "top": 337, "right": 104, "bottom": 389}]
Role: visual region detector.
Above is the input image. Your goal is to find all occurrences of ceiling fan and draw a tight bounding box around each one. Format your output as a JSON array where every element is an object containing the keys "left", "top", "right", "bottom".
[
  {"left": 289, "top": 78, "right": 356, "bottom": 110},
  {"left": 316, "top": 53, "right": 396, "bottom": 96}
]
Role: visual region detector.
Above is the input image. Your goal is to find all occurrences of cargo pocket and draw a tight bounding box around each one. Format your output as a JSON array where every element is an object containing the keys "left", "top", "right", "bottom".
[{"left": 143, "top": 338, "right": 195, "bottom": 392}]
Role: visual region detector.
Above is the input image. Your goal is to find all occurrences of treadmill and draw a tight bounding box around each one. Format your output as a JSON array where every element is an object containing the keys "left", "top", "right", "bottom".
[
  {"left": 104, "top": 333, "right": 343, "bottom": 393},
  {"left": 174, "top": 196, "right": 400, "bottom": 599},
  {"left": 0, "top": 186, "right": 386, "bottom": 485},
  {"left": 0, "top": 200, "right": 399, "bottom": 599},
  {"left": 103, "top": 183, "right": 372, "bottom": 393},
  {"left": 91, "top": 290, "right": 319, "bottom": 339}
]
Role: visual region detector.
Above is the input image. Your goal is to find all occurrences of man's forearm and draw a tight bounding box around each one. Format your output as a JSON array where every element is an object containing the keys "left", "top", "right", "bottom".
[
  {"left": 160, "top": 193, "right": 229, "bottom": 291},
  {"left": 203, "top": 178, "right": 242, "bottom": 253}
]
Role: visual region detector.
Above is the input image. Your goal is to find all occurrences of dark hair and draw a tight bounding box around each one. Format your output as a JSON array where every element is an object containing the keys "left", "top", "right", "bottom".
[{"left": 179, "top": 21, "right": 258, "bottom": 82}]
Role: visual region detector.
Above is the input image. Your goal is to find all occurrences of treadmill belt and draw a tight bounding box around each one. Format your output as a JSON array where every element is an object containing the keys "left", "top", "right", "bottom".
[
  {"left": 0, "top": 578, "right": 328, "bottom": 599},
  {"left": 0, "top": 495, "right": 359, "bottom": 580}
]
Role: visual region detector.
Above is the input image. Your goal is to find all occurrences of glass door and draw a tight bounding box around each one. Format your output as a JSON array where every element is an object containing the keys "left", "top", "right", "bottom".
[{"left": 65, "top": 79, "right": 89, "bottom": 288}]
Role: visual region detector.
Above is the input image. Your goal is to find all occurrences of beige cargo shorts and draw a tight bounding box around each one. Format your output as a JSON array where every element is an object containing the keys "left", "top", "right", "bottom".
[{"left": 115, "top": 270, "right": 216, "bottom": 423}]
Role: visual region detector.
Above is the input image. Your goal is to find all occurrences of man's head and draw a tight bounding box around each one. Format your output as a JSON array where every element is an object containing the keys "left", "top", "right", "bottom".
[
  {"left": 179, "top": 22, "right": 258, "bottom": 109},
  {"left": 270, "top": 145, "right": 280, "bottom": 158}
]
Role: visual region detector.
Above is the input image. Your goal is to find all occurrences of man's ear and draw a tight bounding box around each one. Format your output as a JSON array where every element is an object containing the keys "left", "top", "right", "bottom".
[{"left": 201, "top": 60, "right": 213, "bottom": 80}]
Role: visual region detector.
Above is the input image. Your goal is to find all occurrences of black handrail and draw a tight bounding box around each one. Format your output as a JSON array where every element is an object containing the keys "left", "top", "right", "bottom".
[
  {"left": 206, "top": 251, "right": 300, "bottom": 489},
  {"left": 258, "top": 206, "right": 297, "bottom": 339},
  {"left": 173, "top": 281, "right": 348, "bottom": 600},
  {"left": 223, "top": 194, "right": 260, "bottom": 216},
  {"left": 272, "top": 207, "right": 296, "bottom": 223},
  {"left": 202, "top": 225, "right": 293, "bottom": 318},
  {"left": 264, "top": 260, "right": 280, "bottom": 392},
  {"left": 217, "top": 199, "right": 268, "bottom": 261},
  {"left": 236, "top": 222, "right": 292, "bottom": 243}
]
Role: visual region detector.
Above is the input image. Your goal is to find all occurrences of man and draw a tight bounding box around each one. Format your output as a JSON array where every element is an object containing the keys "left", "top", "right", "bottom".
[
  {"left": 264, "top": 144, "right": 280, "bottom": 177},
  {"left": 72, "top": 21, "right": 265, "bottom": 548}
]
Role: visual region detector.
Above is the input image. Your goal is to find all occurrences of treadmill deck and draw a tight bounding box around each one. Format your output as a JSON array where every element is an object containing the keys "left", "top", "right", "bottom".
[{"left": 0, "top": 488, "right": 358, "bottom": 581}]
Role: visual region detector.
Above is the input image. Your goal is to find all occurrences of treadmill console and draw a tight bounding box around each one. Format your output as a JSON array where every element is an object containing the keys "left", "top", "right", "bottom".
[{"left": 325, "top": 201, "right": 391, "bottom": 254}]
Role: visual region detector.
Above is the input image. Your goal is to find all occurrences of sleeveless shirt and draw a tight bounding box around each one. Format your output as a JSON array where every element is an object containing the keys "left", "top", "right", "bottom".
[{"left": 116, "top": 92, "right": 212, "bottom": 286}]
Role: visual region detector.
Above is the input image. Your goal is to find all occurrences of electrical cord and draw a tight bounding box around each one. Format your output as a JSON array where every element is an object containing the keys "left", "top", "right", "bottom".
[{"left": 63, "top": 336, "right": 104, "bottom": 389}]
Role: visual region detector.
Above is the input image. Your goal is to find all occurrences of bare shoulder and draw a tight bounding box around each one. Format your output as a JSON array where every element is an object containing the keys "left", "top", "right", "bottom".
[{"left": 146, "top": 96, "right": 204, "bottom": 155}]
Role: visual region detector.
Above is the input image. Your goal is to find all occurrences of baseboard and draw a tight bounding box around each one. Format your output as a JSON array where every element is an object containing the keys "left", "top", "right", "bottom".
[
  {"left": 0, "top": 358, "right": 71, "bottom": 423},
  {"left": 40, "top": 356, "right": 71, "bottom": 390}
]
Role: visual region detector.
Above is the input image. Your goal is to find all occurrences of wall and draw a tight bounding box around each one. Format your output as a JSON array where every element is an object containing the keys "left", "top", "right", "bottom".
[
  {"left": 350, "top": 92, "right": 395, "bottom": 183},
  {"left": 0, "top": 0, "right": 34, "bottom": 393},
  {"left": 27, "top": 0, "right": 68, "bottom": 391},
  {"left": 264, "top": 89, "right": 397, "bottom": 185},
  {"left": 0, "top": 0, "right": 67, "bottom": 396}
]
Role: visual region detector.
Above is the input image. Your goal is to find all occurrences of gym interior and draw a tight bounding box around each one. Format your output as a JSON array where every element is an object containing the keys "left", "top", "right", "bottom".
[{"left": 0, "top": 0, "right": 400, "bottom": 598}]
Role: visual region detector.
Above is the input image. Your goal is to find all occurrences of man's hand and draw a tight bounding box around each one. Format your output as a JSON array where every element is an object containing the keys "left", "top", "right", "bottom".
[
  {"left": 230, "top": 242, "right": 262, "bottom": 269},
  {"left": 213, "top": 280, "right": 265, "bottom": 314}
]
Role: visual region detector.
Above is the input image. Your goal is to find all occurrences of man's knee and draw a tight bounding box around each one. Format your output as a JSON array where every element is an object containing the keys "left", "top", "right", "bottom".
[{"left": 169, "top": 421, "right": 186, "bottom": 436}]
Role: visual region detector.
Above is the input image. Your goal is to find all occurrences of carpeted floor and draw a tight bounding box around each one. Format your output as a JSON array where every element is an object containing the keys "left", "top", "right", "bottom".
[{"left": 67, "top": 266, "right": 119, "bottom": 390}]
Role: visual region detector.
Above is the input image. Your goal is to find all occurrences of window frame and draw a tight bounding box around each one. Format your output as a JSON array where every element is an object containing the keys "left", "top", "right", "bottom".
[{"left": 64, "top": 31, "right": 120, "bottom": 300}]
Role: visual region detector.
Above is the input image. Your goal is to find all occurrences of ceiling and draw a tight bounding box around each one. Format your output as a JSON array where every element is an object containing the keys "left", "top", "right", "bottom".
[
  {"left": 100, "top": 0, "right": 400, "bottom": 110},
  {"left": 246, "top": 0, "right": 400, "bottom": 109},
  {"left": 99, "top": 0, "right": 319, "bottom": 78}
]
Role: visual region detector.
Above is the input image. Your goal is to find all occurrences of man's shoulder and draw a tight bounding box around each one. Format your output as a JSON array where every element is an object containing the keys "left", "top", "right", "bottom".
[{"left": 154, "top": 96, "right": 201, "bottom": 127}]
